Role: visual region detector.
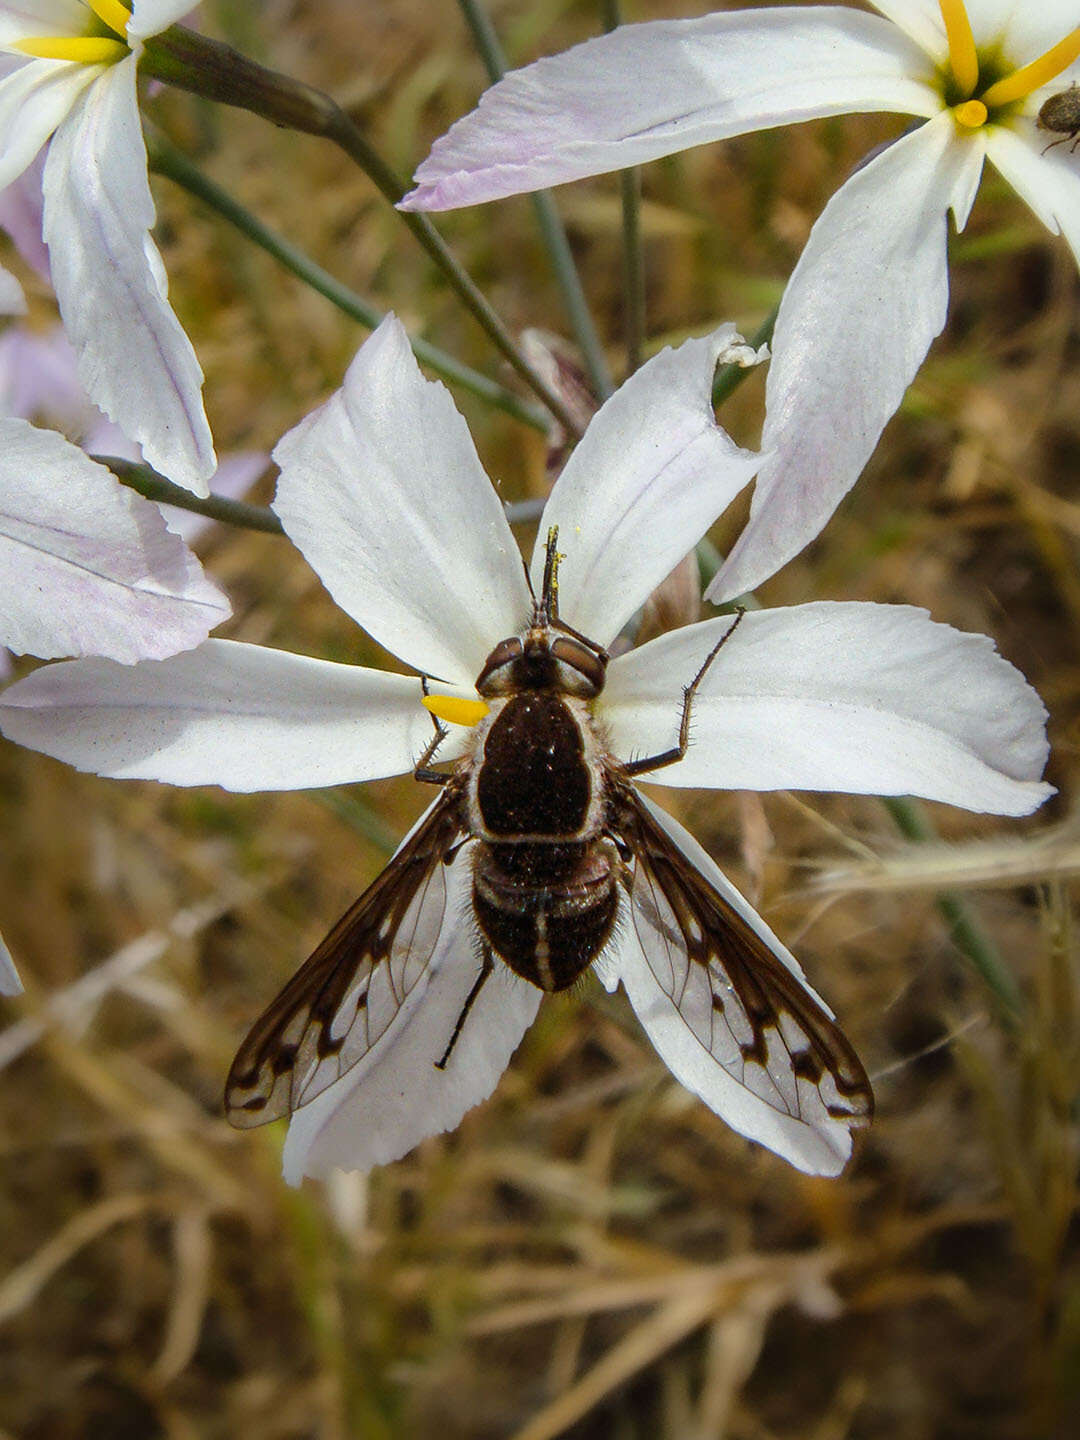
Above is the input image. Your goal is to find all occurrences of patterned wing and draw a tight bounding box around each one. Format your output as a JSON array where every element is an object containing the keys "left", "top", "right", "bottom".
[
  {"left": 608, "top": 783, "right": 872, "bottom": 1173},
  {"left": 226, "top": 784, "right": 468, "bottom": 1127}
]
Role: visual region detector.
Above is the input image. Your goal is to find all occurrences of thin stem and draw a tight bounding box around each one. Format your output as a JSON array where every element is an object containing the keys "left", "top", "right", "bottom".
[
  {"left": 882, "top": 796, "right": 1023, "bottom": 1024},
  {"left": 140, "top": 25, "right": 581, "bottom": 437},
  {"left": 102, "top": 457, "right": 285, "bottom": 535},
  {"left": 456, "top": 0, "right": 614, "bottom": 399},
  {"left": 600, "top": 0, "right": 645, "bottom": 376},
  {"left": 146, "top": 133, "right": 548, "bottom": 434},
  {"left": 712, "top": 304, "right": 778, "bottom": 409}
]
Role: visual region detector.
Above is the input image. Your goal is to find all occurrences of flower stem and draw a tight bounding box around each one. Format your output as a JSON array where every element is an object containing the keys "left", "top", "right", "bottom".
[
  {"left": 102, "top": 456, "right": 286, "bottom": 535},
  {"left": 600, "top": 0, "right": 646, "bottom": 377},
  {"left": 456, "top": 0, "right": 614, "bottom": 399},
  {"left": 145, "top": 132, "right": 548, "bottom": 434},
  {"left": 882, "top": 796, "right": 1023, "bottom": 1023},
  {"left": 139, "top": 25, "right": 582, "bottom": 437}
]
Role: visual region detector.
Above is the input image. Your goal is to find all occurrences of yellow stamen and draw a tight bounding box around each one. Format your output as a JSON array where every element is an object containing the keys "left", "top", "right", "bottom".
[
  {"left": 981, "top": 28, "right": 1080, "bottom": 108},
  {"left": 939, "top": 0, "right": 979, "bottom": 97},
  {"left": 422, "top": 694, "right": 490, "bottom": 728},
  {"left": 85, "top": 0, "right": 132, "bottom": 37},
  {"left": 953, "top": 99, "right": 987, "bottom": 128},
  {"left": 14, "top": 35, "right": 128, "bottom": 62}
]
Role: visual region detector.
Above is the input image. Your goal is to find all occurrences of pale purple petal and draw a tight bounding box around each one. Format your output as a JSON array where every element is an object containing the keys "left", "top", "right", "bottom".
[
  {"left": 273, "top": 315, "right": 531, "bottom": 688},
  {"left": 533, "top": 326, "right": 761, "bottom": 648},
  {"left": 43, "top": 57, "right": 216, "bottom": 494},
  {"left": 0, "top": 417, "right": 229, "bottom": 662},
  {"left": 0, "top": 147, "right": 48, "bottom": 281},
  {"left": 402, "top": 8, "right": 935, "bottom": 211},
  {"left": 708, "top": 115, "right": 986, "bottom": 603},
  {"left": 599, "top": 795, "right": 856, "bottom": 1176},
  {"left": 0, "top": 259, "right": 22, "bottom": 312},
  {"left": 0, "top": 323, "right": 87, "bottom": 426},
  {"left": 0, "top": 639, "right": 465, "bottom": 789},
  {"left": 986, "top": 125, "right": 1080, "bottom": 267},
  {"left": 0, "top": 929, "right": 21, "bottom": 997},
  {"left": 283, "top": 829, "right": 541, "bottom": 1181},
  {"left": 602, "top": 602, "right": 1052, "bottom": 816}
]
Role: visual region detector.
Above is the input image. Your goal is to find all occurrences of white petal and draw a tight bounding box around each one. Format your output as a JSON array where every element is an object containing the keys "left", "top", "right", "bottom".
[
  {"left": 0, "top": 149, "right": 49, "bottom": 282},
  {"left": 708, "top": 114, "right": 985, "bottom": 603},
  {"left": 0, "top": 929, "right": 22, "bottom": 997},
  {"left": 0, "top": 639, "right": 462, "bottom": 789},
  {"left": 602, "top": 602, "right": 1052, "bottom": 816},
  {"left": 868, "top": 1, "right": 946, "bottom": 57},
  {"left": 273, "top": 315, "right": 531, "bottom": 688},
  {"left": 966, "top": 1, "right": 1079, "bottom": 57},
  {"left": 604, "top": 795, "right": 856, "bottom": 1176},
  {"left": 0, "top": 56, "right": 95, "bottom": 190},
  {"left": 127, "top": 0, "right": 196, "bottom": 42},
  {"left": 402, "top": 9, "right": 935, "bottom": 211},
  {"left": 0, "top": 417, "right": 229, "bottom": 661},
  {"left": 0, "top": 4, "right": 88, "bottom": 46},
  {"left": 986, "top": 126, "right": 1080, "bottom": 267},
  {"left": 0, "top": 258, "right": 22, "bottom": 312},
  {"left": 282, "top": 838, "right": 540, "bottom": 1181},
  {"left": 42, "top": 58, "right": 216, "bottom": 494},
  {"left": 531, "top": 327, "right": 761, "bottom": 648}
]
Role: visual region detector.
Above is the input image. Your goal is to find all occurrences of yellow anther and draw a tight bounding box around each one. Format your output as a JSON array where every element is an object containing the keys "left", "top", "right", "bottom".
[
  {"left": 422, "top": 694, "right": 490, "bottom": 728},
  {"left": 939, "top": 0, "right": 979, "bottom": 97},
  {"left": 86, "top": 0, "right": 132, "bottom": 37},
  {"left": 14, "top": 35, "right": 128, "bottom": 62},
  {"left": 981, "top": 28, "right": 1080, "bottom": 109},
  {"left": 953, "top": 99, "right": 988, "bottom": 128}
]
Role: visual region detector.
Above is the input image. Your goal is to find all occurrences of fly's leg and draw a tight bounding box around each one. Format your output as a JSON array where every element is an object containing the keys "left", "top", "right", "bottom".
[{"left": 435, "top": 945, "right": 496, "bottom": 1070}]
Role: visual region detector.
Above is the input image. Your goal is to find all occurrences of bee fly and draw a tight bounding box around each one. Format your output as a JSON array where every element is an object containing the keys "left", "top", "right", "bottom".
[
  {"left": 1037, "top": 82, "right": 1080, "bottom": 155},
  {"left": 226, "top": 531, "right": 872, "bottom": 1158}
]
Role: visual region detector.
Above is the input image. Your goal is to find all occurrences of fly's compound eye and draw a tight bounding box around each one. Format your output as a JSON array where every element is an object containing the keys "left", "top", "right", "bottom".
[
  {"left": 476, "top": 637, "right": 523, "bottom": 696},
  {"left": 551, "top": 636, "right": 607, "bottom": 697}
]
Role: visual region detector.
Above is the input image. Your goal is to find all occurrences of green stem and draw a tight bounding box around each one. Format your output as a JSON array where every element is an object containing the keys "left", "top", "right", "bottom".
[
  {"left": 146, "top": 134, "right": 547, "bottom": 434},
  {"left": 456, "top": 0, "right": 614, "bottom": 399},
  {"left": 139, "top": 25, "right": 581, "bottom": 437},
  {"left": 712, "top": 305, "right": 778, "bottom": 409},
  {"left": 102, "top": 456, "right": 285, "bottom": 535},
  {"left": 600, "top": 0, "right": 645, "bottom": 377},
  {"left": 881, "top": 796, "right": 1023, "bottom": 1022}
]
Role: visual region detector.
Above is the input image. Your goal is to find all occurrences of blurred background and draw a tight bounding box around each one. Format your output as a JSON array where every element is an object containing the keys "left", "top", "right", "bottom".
[{"left": 1, "top": 1, "right": 1078, "bottom": 1435}]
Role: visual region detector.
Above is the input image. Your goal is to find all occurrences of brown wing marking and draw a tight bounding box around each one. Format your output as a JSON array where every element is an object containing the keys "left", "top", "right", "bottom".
[
  {"left": 610, "top": 782, "right": 873, "bottom": 1132},
  {"left": 226, "top": 783, "right": 467, "bottom": 1128}
]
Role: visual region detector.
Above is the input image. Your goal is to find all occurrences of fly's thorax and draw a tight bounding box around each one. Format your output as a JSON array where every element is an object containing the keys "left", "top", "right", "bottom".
[{"left": 465, "top": 691, "right": 608, "bottom": 843}]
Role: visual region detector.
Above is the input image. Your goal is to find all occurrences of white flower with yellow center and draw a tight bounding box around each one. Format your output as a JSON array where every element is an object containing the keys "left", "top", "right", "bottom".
[
  {"left": 0, "top": 1, "right": 215, "bottom": 493},
  {"left": 403, "top": 0, "right": 1080, "bottom": 601},
  {"left": 0, "top": 315, "right": 1053, "bottom": 1180}
]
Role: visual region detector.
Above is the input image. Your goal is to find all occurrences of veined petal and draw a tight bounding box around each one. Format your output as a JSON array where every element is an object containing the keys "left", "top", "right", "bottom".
[
  {"left": 273, "top": 315, "right": 531, "bottom": 689},
  {"left": 602, "top": 603, "right": 1052, "bottom": 817},
  {"left": 599, "top": 795, "right": 856, "bottom": 1176},
  {"left": 0, "top": 929, "right": 22, "bottom": 997},
  {"left": 0, "top": 639, "right": 460, "bottom": 789},
  {"left": 0, "top": 4, "right": 89, "bottom": 46},
  {"left": 532, "top": 327, "right": 761, "bottom": 649},
  {"left": 42, "top": 57, "right": 216, "bottom": 494},
  {"left": 0, "top": 55, "right": 96, "bottom": 191},
  {"left": 402, "top": 8, "right": 935, "bottom": 212},
  {"left": 708, "top": 114, "right": 985, "bottom": 603},
  {"left": 986, "top": 125, "right": 1080, "bottom": 267},
  {"left": 127, "top": 0, "right": 194, "bottom": 43},
  {"left": 869, "top": 2, "right": 946, "bottom": 59},
  {"left": 0, "top": 417, "right": 229, "bottom": 662},
  {"left": 282, "top": 834, "right": 540, "bottom": 1181}
]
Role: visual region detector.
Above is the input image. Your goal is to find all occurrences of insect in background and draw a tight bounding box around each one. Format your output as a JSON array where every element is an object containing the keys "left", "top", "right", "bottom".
[
  {"left": 226, "top": 531, "right": 873, "bottom": 1165},
  {"left": 1037, "top": 82, "right": 1080, "bottom": 154}
]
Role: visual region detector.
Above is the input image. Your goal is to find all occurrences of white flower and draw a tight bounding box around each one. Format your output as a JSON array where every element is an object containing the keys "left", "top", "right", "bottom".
[
  {"left": 0, "top": 416, "right": 229, "bottom": 662},
  {"left": 402, "top": 0, "right": 1080, "bottom": 601},
  {"left": 0, "top": 2, "right": 215, "bottom": 493},
  {"left": 0, "top": 315, "right": 1051, "bottom": 1179}
]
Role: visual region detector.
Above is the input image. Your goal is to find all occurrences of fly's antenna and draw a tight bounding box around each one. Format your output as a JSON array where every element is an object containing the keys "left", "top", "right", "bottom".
[{"left": 538, "top": 526, "right": 563, "bottom": 624}]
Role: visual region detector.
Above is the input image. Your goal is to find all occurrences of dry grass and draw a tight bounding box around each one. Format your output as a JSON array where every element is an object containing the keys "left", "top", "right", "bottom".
[{"left": 1, "top": 1, "right": 1078, "bottom": 1436}]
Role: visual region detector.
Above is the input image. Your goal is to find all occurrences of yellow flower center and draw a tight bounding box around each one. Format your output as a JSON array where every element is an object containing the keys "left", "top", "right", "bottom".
[
  {"left": 421, "top": 694, "right": 490, "bottom": 728},
  {"left": 938, "top": 0, "right": 1080, "bottom": 129},
  {"left": 13, "top": 0, "right": 132, "bottom": 65}
]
